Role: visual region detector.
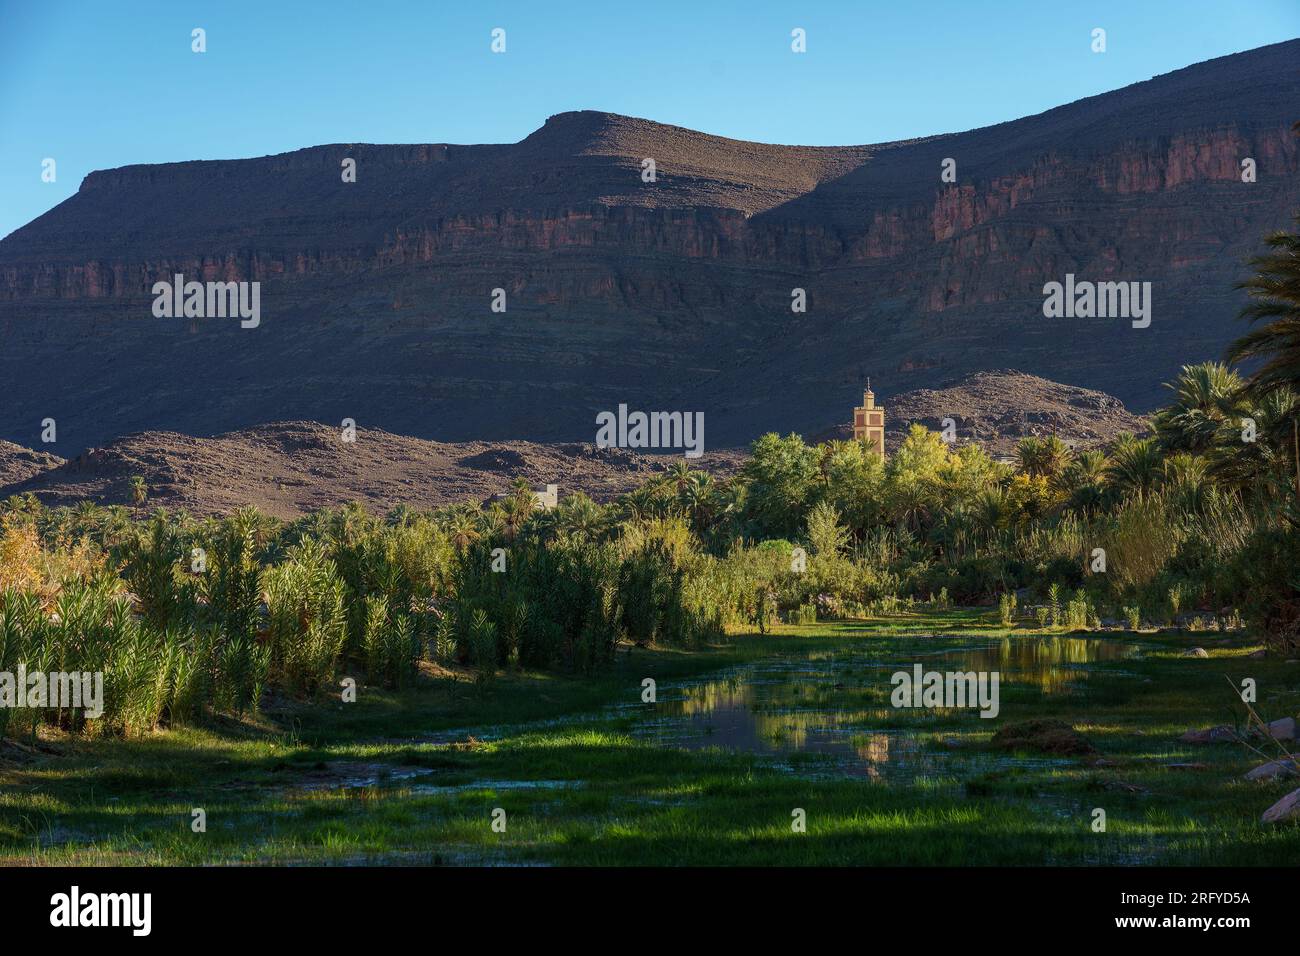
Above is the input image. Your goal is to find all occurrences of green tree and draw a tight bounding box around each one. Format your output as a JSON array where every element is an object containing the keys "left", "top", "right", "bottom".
[
  {"left": 742, "top": 432, "right": 820, "bottom": 539},
  {"left": 1226, "top": 214, "right": 1300, "bottom": 400},
  {"left": 1151, "top": 362, "right": 1246, "bottom": 453},
  {"left": 129, "top": 475, "right": 148, "bottom": 515},
  {"left": 1105, "top": 434, "right": 1162, "bottom": 499},
  {"left": 806, "top": 500, "right": 849, "bottom": 557}
]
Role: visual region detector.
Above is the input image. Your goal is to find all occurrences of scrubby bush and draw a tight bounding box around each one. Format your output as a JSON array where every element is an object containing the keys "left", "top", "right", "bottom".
[{"left": 998, "top": 592, "right": 1017, "bottom": 627}]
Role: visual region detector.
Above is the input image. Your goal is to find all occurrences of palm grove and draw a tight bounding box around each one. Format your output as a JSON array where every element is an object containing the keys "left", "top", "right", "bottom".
[{"left": 3, "top": 215, "right": 1300, "bottom": 740}]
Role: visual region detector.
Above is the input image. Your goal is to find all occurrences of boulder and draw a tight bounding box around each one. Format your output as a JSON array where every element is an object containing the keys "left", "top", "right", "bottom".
[
  {"left": 1261, "top": 788, "right": 1300, "bottom": 825},
  {"left": 1179, "top": 725, "right": 1237, "bottom": 744},
  {"left": 1264, "top": 717, "right": 1297, "bottom": 741},
  {"left": 1244, "top": 757, "right": 1300, "bottom": 781},
  {"left": 1182, "top": 647, "right": 1209, "bottom": 658}
]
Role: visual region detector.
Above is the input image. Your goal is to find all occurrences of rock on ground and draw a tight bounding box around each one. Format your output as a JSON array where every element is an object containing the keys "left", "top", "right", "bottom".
[
  {"left": 1263, "top": 717, "right": 1297, "bottom": 741},
  {"left": 1244, "top": 758, "right": 1300, "bottom": 781},
  {"left": 1261, "top": 788, "right": 1300, "bottom": 825},
  {"left": 1179, "top": 725, "right": 1238, "bottom": 744}
]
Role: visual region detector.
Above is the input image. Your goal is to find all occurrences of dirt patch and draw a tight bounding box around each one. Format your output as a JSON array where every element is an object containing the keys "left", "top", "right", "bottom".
[{"left": 990, "top": 719, "right": 1098, "bottom": 756}]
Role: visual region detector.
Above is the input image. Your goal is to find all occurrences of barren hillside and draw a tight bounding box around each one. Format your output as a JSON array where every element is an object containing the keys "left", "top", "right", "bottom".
[
  {"left": 0, "top": 422, "right": 744, "bottom": 519},
  {"left": 1, "top": 41, "right": 1295, "bottom": 451}
]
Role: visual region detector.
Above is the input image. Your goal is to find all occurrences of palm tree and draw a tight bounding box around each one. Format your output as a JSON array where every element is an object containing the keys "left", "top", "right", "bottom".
[
  {"left": 509, "top": 476, "right": 536, "bottom": 510},
  {"left": 1015, "top": 436, "right": 1070, "bottom": 483},
  {"left": 972, "top": 487, "right": 1008, "bottom": 538},
  {"left": 129, "top": 475, "right": 148, "bottom": 516},
  {"left": 447, "top": 509, "right": 481, "bottom": 553},
  {"left": 1059, "top": 448, "right": 1108, "bottom": 512},
  {"left": 1226, "top": 215, "right": 1300, "bottom": 498},
  {"left": 1015, "top": 437, "right": 1044, "bottom": 478},
  {"left": 682, "top": 472, "right": 716, "bottom": 529},
  {"left": 1151, "top": 362, "right": 1246, "bottom": 453},
  {"left": 501, "top": 495, "right": 533, "bottom": 541},
  {"left": 1226, "top": 214, "right": 1300, "bottom": 399},
  {"left": 554, "top": 493, "right": 608, "bottom": 540},
  {"left": 1105, "top": 434, "right": 1162, "bottom": 499},
  {"left": 665, "top": 461, "right": 693, "bottom": 497},
  {"left": 619, "top": 484, "right": 657, "bottom": 522},
  {"left": 818, "top": 440, "right": 847, "bottom": 485},
  {"left": 709, "top": 478, "right": 747, "bottom": 540},
  {"left": 1208, "top": 386, "right": 1300, "bottom": 497},
  {"left": 477, "top": 506, "right": 507, "bottom": 545},
  {"left": 385, "top": 503, "right": 413, "bottom": 527},
  {"left": 1038, "top": 435, "right": 1072, "bottom": 485}
]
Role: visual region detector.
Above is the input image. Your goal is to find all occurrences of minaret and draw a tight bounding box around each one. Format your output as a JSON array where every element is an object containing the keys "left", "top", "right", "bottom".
[{"left": 852, "top": 379, "right": 886, "bottom": 461}]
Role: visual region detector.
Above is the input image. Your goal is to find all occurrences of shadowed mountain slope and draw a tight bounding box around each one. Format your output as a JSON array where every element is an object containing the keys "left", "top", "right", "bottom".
[{"left": 1, "top": 41, "right": 1297, "bottom": 451}]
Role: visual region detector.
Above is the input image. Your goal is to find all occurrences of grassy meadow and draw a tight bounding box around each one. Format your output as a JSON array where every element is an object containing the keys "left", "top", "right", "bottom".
[{"left": 2, "top": 611, "right": 1297, "bottom": 866}]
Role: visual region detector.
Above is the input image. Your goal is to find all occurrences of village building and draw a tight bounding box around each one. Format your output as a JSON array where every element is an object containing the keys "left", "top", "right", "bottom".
[
  {"left": 483, "top": 483, "right": 559, "bottom": 511},
  {"left": 852, "top": 382, "right": 886, "bottom": 461}
]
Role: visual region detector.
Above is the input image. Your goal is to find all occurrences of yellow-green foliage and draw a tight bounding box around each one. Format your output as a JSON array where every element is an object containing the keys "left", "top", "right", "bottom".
[{"left": 1101, "top": 496, "right": 1182, "bottom": 592}]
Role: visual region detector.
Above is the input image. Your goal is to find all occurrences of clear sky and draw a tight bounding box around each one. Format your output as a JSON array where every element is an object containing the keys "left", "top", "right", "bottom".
[{"left": 1, "top": 0, "right": 1297, "bottom": 239}]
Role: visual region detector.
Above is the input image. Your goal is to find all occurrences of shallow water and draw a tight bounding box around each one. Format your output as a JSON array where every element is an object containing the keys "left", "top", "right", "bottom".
[{"left": 630, "top": 634, "right": 1141, "bottom": 781}]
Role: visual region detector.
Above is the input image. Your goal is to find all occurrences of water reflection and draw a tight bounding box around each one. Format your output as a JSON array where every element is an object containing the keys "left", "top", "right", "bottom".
[
  {"left": 635, "top": 635, "right": 1139, "bottom": 780},
  {"left": 942, "top": 636, "right": 1137, "bottom": 696}
]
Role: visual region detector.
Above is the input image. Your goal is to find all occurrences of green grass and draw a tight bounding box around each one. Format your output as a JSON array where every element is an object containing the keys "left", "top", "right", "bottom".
[{"left": 2, "top": 610, "right": 1298, "bottom": 865}]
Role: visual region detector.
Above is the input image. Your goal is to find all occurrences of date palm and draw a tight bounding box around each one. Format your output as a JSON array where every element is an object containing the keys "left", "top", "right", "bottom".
[
  {"left": 818, "top": 440, "right": 847, "bottom": 485},
  {"left": 666, "top": 460, "right": 693, "bottom": 493},
  {"left": 1151, "top": 362, "right": 1246, "bottom": 453},
  {"left": 501, "top": 495, "right": 532, "bottom": 541},
  {"left": 129, "top": 475, "right": 148, "bottom": 516},
  {"left": 1059, "top": 449, "right": 1108, "bottom": 513},
  {"left": 509, "top": 476, "right": 536, "bottom": 511},
  {"left": 1207, "top": 386, "right": 1299, "bottom": 497},
  {"left": 1226, "top": 214, "right": 1300, "bottom": 399},
  {"left": 447, "top": 509, "right": 480, "bottom": 553},
  {"left": 682, "top": 472, "right": 716, "bottom": 529},
  {"left": 1105, "top": 434, "right": 1162, "bottom": 499},
  {"left": 1016, "top": 435, "right": 1070, "bottom": 482},
  {"left": 554, "top": 493, "right": 607, "bottom": 540}
]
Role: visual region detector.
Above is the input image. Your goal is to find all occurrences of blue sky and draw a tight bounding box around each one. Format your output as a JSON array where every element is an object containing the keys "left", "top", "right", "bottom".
[{"left": 1, "top": 0, "right": 1297, "bottom": 239}]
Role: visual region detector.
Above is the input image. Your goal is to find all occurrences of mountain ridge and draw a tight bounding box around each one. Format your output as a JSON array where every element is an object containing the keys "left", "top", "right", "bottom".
[{"left": 1, "top": 40, "right": 1296, "bottom": 451}]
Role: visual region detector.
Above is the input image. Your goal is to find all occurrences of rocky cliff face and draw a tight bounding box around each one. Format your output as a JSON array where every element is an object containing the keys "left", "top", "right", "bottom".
[{"left": 1, "top": 41, "right": 1297, "bottom": 451}]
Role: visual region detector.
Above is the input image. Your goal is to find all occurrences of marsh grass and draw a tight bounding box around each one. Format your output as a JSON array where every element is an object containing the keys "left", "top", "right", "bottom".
[{"left": 2, "top": 613, "right": 1296, "bottom": 866}]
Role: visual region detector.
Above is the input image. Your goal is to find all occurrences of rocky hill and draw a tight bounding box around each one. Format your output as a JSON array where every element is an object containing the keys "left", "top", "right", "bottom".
[
  {"left": 0, "top": 441, "right": 63, "bottom": 487},
  {"left": 0, "top": 422, "right": 745, "bottom": 519},
  {"left": 0, "top": 372, "right": 1147, "bottom": 516},
  {"left": 1, "top": 41, "right": 1296, "bottom": 451},
  {"left": 813, "top": 370, "right": 1147, "bottom": 455}
]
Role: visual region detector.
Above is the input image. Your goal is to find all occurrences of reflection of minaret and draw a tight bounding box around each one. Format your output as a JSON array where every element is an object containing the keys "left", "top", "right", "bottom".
[{"left": 852, "top": 379, "right": 886, "bottom": 461}]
